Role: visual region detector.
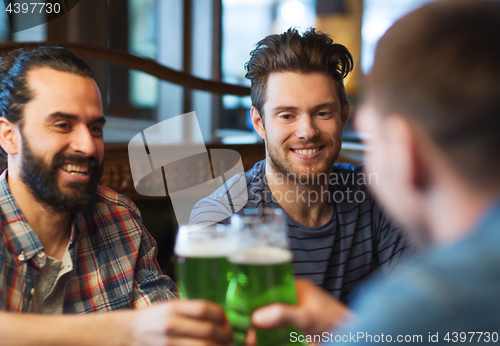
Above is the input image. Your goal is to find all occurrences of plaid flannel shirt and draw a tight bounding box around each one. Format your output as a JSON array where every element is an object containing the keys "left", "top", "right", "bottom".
[{"left": 0, "top": 170, "right": 177, "bottom": 313}]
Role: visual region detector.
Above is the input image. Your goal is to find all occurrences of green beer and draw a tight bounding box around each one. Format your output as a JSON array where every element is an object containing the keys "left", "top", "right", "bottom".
[
  {"left": 226, "top": 247, "right": 307, "bottom": 346},
  {"left": 175, "top": 256, "right": 232, "bottom": 306},
  {"left": 174, "top": 225, "right": 236, "bottom": 307}
]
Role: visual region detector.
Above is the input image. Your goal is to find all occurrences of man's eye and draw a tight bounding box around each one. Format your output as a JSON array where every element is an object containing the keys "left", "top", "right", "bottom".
[
  {"left": 55, "top": 122, "right": 70, "bottom": 130},
  {"left": 317, "top": 111, "right": 331, "bottom": 118},
  {"left": 280, "top": 114, "right": 293, "bottom": 120},
  {"left": 90, "top": 126, "right": 103, "bottom": 136}
]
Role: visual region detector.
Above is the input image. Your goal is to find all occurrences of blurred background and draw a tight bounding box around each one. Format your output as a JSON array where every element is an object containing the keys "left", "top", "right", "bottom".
[
  {"left": 0, "top": 0, "right": 436, "bottom": 144},
  {"left": 0, "top": 0, "right": 436, "bottom": 274}
]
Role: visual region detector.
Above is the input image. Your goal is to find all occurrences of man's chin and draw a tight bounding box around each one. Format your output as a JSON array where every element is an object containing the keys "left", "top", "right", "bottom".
[
  {"left": 268, "top": 158, "right": 332, "bottom": 185},
  {"left": 51, "top": 193, "right": 96, "bottom": 213}
]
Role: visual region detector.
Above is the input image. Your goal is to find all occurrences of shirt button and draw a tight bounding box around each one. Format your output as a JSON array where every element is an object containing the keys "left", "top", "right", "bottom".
[
  {"left": 49, "top": 277, "right": 56, "bottom": 285},
  {"left": 17, "top": 252, "right": 25, "bottom": 261},
  {"left": 30, "top": 288, "right": 35, "bottom": 296},
  {"left": 37, "top": 251, "right": 45, "bottom": 258}
]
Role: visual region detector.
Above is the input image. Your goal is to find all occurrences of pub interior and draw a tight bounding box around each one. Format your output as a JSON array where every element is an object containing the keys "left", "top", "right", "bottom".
[
  {"left": 0, "top": 0, "right": 457, "bottom": 287},
  {"left": 1, "top": 0, "right": 500, "bottom": 344},
  {"left": 1, "top": 0, "right": 397, "bottom": 278}
]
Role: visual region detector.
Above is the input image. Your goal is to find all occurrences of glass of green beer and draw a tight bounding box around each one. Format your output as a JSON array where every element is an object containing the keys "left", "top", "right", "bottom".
[
  {"left": 174, "top": 224, "right": 236, "bottom": 307},
  {"left": 226, "top": 209, "right": 307, "bottom": 346}
]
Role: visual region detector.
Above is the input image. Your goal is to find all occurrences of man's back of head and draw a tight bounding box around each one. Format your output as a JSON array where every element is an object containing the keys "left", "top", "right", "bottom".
[{"left": 367, "top": 0, "right": 500, "bottom": 189}]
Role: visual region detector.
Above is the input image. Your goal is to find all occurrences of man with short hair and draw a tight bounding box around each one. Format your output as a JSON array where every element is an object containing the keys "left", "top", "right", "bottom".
[
  {"left": 249, "top": 0, "right": 500, "bottom": 341},
  {"left": 0, "top": 47, "right": 232, "bottom": 346},
  {"left": 191, "top": 28, "right": 411, "bottom": 304}
]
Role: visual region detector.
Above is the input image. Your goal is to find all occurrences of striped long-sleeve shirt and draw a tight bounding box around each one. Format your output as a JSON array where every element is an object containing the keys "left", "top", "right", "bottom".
[
  {"left": 0, "top": 170, "right": 177, "bottom": 313},
  {"left": 189, "top": 160, "right": 412, "bottom": 304}
]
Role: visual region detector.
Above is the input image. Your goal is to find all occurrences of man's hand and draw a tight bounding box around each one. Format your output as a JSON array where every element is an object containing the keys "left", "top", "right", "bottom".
[
  {"left": 0, "top": 300, "right": 233, "bottom": 346},
  {"left": 250, "top": 279, "right": 352, "bottom": 337},
  {"left": 133, "top": 300, "right": 233, "bottom": 346}
]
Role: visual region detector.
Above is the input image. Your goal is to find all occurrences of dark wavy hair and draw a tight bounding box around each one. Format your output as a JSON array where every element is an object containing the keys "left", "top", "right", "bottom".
[
  {"left": 245, "top": 28, "right": 353, "bottom": 120},
  {"left": 0, "top": 46, "right": 94, "bottom": 161}
]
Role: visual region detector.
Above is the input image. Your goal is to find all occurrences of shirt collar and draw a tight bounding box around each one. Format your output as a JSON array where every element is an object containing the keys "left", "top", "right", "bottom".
[{"left": 0, "top": 169, "right": 44, "bottom": 262}]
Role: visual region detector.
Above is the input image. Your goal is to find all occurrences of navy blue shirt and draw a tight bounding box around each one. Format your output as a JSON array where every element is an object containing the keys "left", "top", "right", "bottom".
[{"left": 190, "top": 160, "right": 411, "bottom": 304}]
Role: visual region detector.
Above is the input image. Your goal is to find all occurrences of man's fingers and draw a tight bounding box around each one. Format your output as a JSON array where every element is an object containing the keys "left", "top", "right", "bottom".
[
  {"left": 250, "top": 279, "right": 351, "bottom": 336},
  {"left": 164, "top": 314, "right": 233, "bottom": 344},
  {"left": 169, "top": 300, "right": 228, "bottom": 324},
  {"left": 163, "top": 336, "right": 233, "bottom": 346},
  {"left": 244, "top": 328, "right": 257, "bottom": 346},
  {"left": 251, "top": 304, "right": 300, "bottom": 330},
  {"left": 133, "top": 302, "right": 233, "bottom": 346},
  {"left": 295, "top": 278, "right": 329, "bottom": 305}
]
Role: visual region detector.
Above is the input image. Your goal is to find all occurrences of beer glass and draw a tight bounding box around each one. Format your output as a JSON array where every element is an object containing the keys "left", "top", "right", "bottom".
[
  {"left": 174, "top": 224, "right": 236, "bottom": 307},
  {"left": 226, "top": 209, "right": 307, "bottom": 346}
]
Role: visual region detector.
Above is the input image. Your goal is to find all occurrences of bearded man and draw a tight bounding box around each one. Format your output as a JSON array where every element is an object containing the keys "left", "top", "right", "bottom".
[{"left": 0, "top": 47, "right": 232, "bottom": 346}]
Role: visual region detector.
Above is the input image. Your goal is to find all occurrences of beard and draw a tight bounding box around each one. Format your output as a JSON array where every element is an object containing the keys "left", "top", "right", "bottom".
[
  {"left": 19, "top": 134, "right": 104, "bottom": 214},
  {"left": 265, "top": 136, "right": 341, "bottom": 186}
]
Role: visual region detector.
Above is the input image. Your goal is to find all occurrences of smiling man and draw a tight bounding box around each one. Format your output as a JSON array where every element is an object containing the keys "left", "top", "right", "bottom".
[
  {"left": 190, "top": 28, "right": 411, "bottom": 304},
  {"left": 0, "top": 47, "right": 232, "bottom": 346}
]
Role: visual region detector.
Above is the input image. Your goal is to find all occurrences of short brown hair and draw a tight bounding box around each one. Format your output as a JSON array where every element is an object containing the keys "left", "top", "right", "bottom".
[
  {"left": 367, "top": 0, "right": 500, "bottom": 187},
  {"left": 245, "top": 28, "right": 353, "bottom": 119}
]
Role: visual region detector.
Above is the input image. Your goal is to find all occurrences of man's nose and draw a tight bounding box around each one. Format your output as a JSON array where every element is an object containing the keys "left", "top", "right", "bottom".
[
  {"left": 70, "top": 126, "right": 98, "bottom": 157},
  {"left": 295, "top": 115, "right": 320, "bottom": 141}
]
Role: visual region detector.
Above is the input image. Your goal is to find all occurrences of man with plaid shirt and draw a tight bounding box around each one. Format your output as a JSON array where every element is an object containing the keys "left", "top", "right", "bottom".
[{"left": 0, "top": 47, "right": 232, "bottom": 346}]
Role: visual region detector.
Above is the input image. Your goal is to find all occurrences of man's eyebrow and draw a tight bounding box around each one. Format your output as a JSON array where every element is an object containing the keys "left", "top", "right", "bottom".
[
  {"left": 312, "top": 102, "right": 338, "bottom": 111},
  {"left": 271, "top": 102, "right": 338, "bottom": 113},
  {"left": 271, "top": 106, "right": 299, "bottom": 113},
  {"left": 48, "top": 112, "right": 106, "bottom": 125}
]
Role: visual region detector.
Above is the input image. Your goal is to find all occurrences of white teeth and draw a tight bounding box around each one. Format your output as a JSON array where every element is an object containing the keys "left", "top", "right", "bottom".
[
  {"left": 294, "top": 148, "right": 319, "bottom": 155},
  {"left": 61, "top": 164, "right": 88, "bottom": 174}
]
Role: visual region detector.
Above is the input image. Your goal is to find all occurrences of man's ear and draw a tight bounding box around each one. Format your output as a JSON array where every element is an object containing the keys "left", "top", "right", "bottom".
[
  {"left": 251, "top": 106, "right": 266, "bottom": 140},
  {"left": 0, "top": 117, "right": 20, "bottom": 156},
  {"left": 341, "top": 102, "right": 350, "bottom": 130},
  {"left": 385, "top": 115, "right": 429, "bottom": 192}
]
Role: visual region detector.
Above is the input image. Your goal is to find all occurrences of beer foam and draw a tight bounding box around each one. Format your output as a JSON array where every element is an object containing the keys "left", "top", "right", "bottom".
[
  {"left": 229, "top": 247, "right": 292, "bottom": 264},
  {"left": 175, "top": 238, "right": 237, "bottom": 257}
]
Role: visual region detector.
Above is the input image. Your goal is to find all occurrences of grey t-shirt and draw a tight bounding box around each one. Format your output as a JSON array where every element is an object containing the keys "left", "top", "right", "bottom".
[
  {"left": 190, "top": 160, "right": 412, "bottom": 304},
  {"left": 31, "top": 247, "right": 73, "bottom": 314}
]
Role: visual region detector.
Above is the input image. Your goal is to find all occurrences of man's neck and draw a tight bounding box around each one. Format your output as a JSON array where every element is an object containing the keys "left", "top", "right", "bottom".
[
  {"left": 265, "top": 161, "right": 332, "bottom": 227},
  {"left": 7, "top": 173, "right": 72, "bottom": 260},
  {"left": 425, "top": 176, "right": 500, "bottom": 245}
]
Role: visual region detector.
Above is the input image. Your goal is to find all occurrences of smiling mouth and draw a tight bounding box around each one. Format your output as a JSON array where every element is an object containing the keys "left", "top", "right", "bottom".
[
  {"left": 291, "top": 146, "right": 323, "bottom": 155},
  {"left": 60, "top": 163, "right": 89, "bottom": 176}
]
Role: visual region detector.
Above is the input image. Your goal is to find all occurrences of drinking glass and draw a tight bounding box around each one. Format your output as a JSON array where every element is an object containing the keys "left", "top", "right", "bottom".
[
  {"left": 174, "top": 224, "right": 236, "bottom": 307},
  {"left": 226, "top": 208, "right": 307, "bottom": 346}
]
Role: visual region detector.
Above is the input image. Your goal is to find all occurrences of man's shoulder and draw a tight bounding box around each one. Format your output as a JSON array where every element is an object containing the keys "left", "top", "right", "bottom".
[
  {"left": 335, "top": 244, "right": 500, "bottom": 340},
  {"left": 387, "top": 235, "right": 500, "bottom": 317},
  {"left": 188, "top": 160, "right": 267, "bottom": 225},
  {"left": 245, "top": 159, "right": 266, "bottom": 180}
]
